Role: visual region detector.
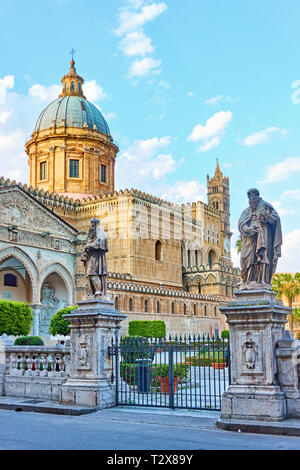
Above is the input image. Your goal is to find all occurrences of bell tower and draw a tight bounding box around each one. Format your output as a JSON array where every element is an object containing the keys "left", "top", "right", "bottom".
[{"left": 207, "top": 160, "right": 232, "bottom": 261}]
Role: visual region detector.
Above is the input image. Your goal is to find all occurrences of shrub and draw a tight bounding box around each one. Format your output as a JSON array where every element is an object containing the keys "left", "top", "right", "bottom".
[
  {"left": 120, "top": 362, "right": 190, "bottom": 387},
  {"left": 14, "top": 336, "right": 44, "bottom": 346},
  {"left": 49, "top": 306, "right": 77, "bottom": 336},
  {"left": 0, "top": 300, "right": 33, "bottom": 336},
  {"left": 221, "top": 330, "right": 229, "bottom": 340},
  {"left": 186, "top": 351, "right": 225, "bottom": 366},
  {"left": 128, "top": 320, "right": 166, "bottom": 338},
  {"left": 120, "top": 336, "right": 154, "bottom": 363}
]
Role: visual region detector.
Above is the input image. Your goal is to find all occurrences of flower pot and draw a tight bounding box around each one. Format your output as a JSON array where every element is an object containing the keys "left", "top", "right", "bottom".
[
  {"left": 158, "top": 376, "right": 180, "bottom": 394},
  {"left": 211, "top": 362, "right": 226, "bottom": 369}
]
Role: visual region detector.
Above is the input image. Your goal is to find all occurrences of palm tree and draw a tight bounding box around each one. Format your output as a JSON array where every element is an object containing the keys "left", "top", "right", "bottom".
[
  {"left": 236, "top": 237, "right": 242, "bottom": 254},
  {"left": 272, "top": 273, "right": 300, "bottom": 336}
]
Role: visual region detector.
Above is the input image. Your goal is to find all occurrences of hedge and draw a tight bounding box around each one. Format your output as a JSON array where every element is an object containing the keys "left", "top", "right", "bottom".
[
  {"left": 186, "top": 351, "right": 225, "bottom": 366},
  {"left": 0, "top": 300, "right": 33, "bottom": 336},
  {"left": 128, "top": 320, "right": 166, "bottom": 338},
  {"left": 49, "top": 305, "right": 78, "bottom": 336},
  {"left": 221, "top": 330, "right": 229, "bottom": 340},
  {"left": 120, "top": 363, "right": 190, "bottom": 387},
  {"left": 14, "top": 336, "right": 44, "bottom": 346}
]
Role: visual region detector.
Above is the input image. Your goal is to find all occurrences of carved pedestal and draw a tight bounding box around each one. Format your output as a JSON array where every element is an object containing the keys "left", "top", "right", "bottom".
[
  {"left": 60, "top": 298, "right": 126, "bottom": 408},
  {"left": 220, "top": 288, "right": 291, "bottom": 421}
]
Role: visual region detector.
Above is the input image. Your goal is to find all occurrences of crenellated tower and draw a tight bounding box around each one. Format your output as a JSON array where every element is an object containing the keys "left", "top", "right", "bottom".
[{"left": 207, "top": 160, "right": 232, "bottom": 262}]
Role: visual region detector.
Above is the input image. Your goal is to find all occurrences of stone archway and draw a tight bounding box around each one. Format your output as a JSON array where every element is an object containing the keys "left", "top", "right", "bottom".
[
  {"left": 40, "top": 263, "right": 75, "bottom": 305},
  {"left": 0, "top": 247, "right": 38, "bottom": 303}
]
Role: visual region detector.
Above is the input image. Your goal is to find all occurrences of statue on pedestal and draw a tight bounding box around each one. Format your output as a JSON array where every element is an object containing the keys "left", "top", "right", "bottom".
[
  {"left": 81, "top": 218, "right": 108, "bottom": 297},
  {"left": 238, "top": 188, "right": 282, "bottom": 288}
]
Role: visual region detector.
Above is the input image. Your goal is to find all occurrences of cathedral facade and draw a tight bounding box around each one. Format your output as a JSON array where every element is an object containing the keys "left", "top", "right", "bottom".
[{"left": 0, "top": 60, "right": 240, "bottom": 338}]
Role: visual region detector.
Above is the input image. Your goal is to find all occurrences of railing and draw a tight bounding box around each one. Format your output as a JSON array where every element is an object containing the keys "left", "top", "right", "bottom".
[
  {"left": 109, "top": 334, "right": 230, "bottom": 411},
  {"left": 5, "top": 346, "right": 71, "bottom": 378}
]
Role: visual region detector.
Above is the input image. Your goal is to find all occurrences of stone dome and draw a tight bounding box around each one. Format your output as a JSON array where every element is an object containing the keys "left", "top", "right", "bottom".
[{"left": 34, "top": 95, "right": 111, "bottom": 136}]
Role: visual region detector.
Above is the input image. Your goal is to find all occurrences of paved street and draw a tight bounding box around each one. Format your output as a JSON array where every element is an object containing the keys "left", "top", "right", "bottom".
[{"left": 0, "top": 406, "right": 300, "bottom": 451}]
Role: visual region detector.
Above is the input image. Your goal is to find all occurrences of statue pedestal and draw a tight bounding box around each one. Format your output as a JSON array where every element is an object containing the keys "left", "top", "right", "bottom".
[
  {"left": 220, "top": 288, "right": 291, "bottom": 421},
  {"left": 60, "top": 298, "right": 126, "bottom": 409}
]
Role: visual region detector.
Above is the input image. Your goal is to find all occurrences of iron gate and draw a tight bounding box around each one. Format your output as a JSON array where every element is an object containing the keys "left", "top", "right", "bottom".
[{"left": 109, "top": 334, "right": 230, "bottom": 411}]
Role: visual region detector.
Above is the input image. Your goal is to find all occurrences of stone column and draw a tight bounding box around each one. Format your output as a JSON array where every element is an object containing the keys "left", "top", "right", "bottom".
[
  {"left": 31, "top": 304, "right": 42, "bottom": 337},
  {"left": 219, "top": 287, "right": 291, "bottom": 422},
  {"left": 60, "top": 298, "right": 126, "bottom": 409}
]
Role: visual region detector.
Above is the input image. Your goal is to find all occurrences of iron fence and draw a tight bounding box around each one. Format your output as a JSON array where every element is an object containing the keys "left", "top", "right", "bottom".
[{"left": 109, "top": 334, "right": 230, "bottom": 411}]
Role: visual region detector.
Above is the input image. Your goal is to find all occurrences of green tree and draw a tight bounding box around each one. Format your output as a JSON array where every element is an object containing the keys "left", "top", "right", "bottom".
[
  {"left": 49, "top": 305, "right": 77, "bottom": 336},
  {"left": 236, "top": 237, "right": 242, "bottom": 254},
  {"left": 272, "top": 273, "right": 300, "bottom": 336},
  {"left": 0, "top": 300, "right": 33, "bottom": 336}
]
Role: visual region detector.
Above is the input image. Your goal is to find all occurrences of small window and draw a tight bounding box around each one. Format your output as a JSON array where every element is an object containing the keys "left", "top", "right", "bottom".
[
  {"left": 114, "top": 297, "right": 118, "bottom": 309},
  {"left": 194, "top": 304, "right": 196, "bottom": 315},
  {"left": 214, "top": 306, "right": 217, "bottom": 317},
  {"left": 78, "top": 83, "right": 81, "bottom": 93},
  {"left": 171, "top": 302, "right": 175, "bottom": 315},
  {"left": 71, "top": 82, "right": 75, "bottom": 92},
  {"left": 145, "top": 300, "right": 148, "bottom": 313},
  {"left": 183, "top": 304, "right": 186, "bottom": 315},
  {"left": 155, "top": 240, "right": 162, "bottom": 261},
  {"left": 69, "top": 159, "right": 79, "bottom": 178},
  {"left": 4, "top": 274, "right": 17, "bottom": 287},
  {"left": 40, "top": 161, "right": 47, "bottom": 181},
  {"left": 198, "top": 283, "right": 201, "bottom": 294},
  {"left": 129, "top": 298, "right": 133, "bottom": 312},
  {"left": 204, "top": 305, "right": 207, "bottom": 316},
  {"left": 100, "top": 164, "right": 106, "bottom": 183},
  {"left": 157, "top": 301, "right": 160, "bottom": 313}
]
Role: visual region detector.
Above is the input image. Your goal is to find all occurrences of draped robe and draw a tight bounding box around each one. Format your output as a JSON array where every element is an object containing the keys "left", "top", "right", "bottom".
[{"left": 238, "top": 198, "right": 282, "bottom": 285}]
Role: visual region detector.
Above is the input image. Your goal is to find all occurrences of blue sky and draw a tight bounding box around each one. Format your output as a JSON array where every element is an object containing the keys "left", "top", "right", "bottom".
[{"left": 0, "top": 0, "right": 299, "bottom": 271}]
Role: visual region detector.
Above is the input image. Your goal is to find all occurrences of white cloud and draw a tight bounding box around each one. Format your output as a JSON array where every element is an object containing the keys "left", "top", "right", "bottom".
[
  {"left": 0, "top": 75, "right": 14, "bottom": 104},
  {"left": 198, "top": 136, "right": 220, "bottom": 153},
  {"left": 161, "top": 180, "right": 207, "bottom": 204},
  {"left": 186, "top": 91, "right": 194, "bottom": 98},
  {"left": 115, "top": 2, "right": 167, "bottom": 36},
  {"left": 119, "top": 30, "right": 154, "bottom": 56},
  {"left": 277, "top": 229, "right": 300, "bottom": 272},
  {"left": 282, "top": 189, "right": 300, "bottom": 200},
  {"left": 115, "top": 1, "right": 167, "bottom": 81},
  {"left": 205, "top": 95, "right": 234, "bottom": 105},
  {"left": 158, "top": 80, "right": 170, "bottom": 89},
  {"left": 83, "top": 80, "right": 107, "bottom": 101},
  {"left": 0, "top": 110, "right": 12, "bottom": 124},
  {"left": 119, "top": 136, "right": 171, "bottom": 162},
  {"left": 187, "top": 111, "right": 232, "bottom": 146},
  {"left": 260, "top": 157, "right": 300, "bottom": 183},
  {"left": 270, "top": 200, "right": 295, "bottom": 217},
  {"left": 28, "top": 83, "right": 61, "bottom": 102},
  {"left": 242, "top": 126, "right": 287, "bottom": 146},
  {"left": 128, "top": 57, "right": 161, "bottom": 77},
  {"left": 139, "top": 153, "right": 180, "bottom": 179}
]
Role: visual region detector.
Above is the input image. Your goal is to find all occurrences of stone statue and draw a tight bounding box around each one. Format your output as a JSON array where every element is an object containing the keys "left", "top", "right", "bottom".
[
  {"left": 238, "top": 188, "right": 282, "bottom": 287},
  {"left": 81, "top": 217, "right": 108, "bottom": 297},
  {"left": 40, "top": 283, "right": 59, "bottom": 335}
]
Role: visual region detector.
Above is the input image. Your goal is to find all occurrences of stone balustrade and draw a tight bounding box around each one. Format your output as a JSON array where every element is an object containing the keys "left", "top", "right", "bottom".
[
  {"left": 1, "top": 345, "right": 71, "bottom": 401},
  {"left": 5, "top": 346, "right": 70, "bottom": 378}
]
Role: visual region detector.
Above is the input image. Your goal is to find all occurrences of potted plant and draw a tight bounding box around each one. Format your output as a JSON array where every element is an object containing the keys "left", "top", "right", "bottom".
[{"left": 154, "top": 364, "right": 189, "bottom": 394}]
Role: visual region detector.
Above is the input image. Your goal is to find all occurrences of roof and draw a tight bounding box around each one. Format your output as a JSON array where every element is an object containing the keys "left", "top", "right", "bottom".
[{"left": 34, "top": 95, "right": 111, "bottom": 135}]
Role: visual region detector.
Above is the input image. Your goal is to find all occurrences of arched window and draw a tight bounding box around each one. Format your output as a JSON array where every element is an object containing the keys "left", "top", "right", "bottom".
[
  {"left": 171, "top": 302, "right": 175, "bottom": 315},
  {"left": 129, "top": 298, "right": 133, "bottom": 312},
  {"left": 183, "top": 304, "right": 186, "bottom": 315},
  {"left": 114, "top": 297, "right": 118, "bottom": 310},
  {"left": 193, "top": 304, "right": 196, "bottom": 315},
  {"left": 214, "top": 306, "right": 217, "bottom": 317},
  {"left": 208, "top": 252, "right": 212, "bottom": 269},
  {"left": 204, "top": 305, "right": 207, "bottom": 316},
  {"left": 145, "top": 300, "right": 148, "bottom": 313},
  {"left": 195, "top": 250, "right": 198, "bottom": 267},
  {"left": 71, "top": 82, "right": 75, "bottom": 92},
  {"left": 198, "top": 283, "right": 201, "bottom": 294},
  {"left": 157, "top": 301, "right": 160, "bottom": 313},
  {"left": 4, "top": 273, "right": 17, "bottom": 287},
  {"left": 155, "top": 240, "right": 162, "bottom": 261},
  {"left": 187, "top": 249, "right": 191, "bottom": 267},
  {"left": 185, "top": 283, "right": 189, "bottom": 293}
]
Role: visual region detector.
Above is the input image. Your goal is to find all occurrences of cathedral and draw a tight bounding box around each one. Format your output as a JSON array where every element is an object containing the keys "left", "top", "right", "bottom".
[{"left": 0, "top": 59, "right": 240, "bottom": 338}]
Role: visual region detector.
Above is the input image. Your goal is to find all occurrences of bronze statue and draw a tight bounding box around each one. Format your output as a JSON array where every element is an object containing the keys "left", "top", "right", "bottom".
[
  {"left": 238, "top": 188, "right": 282, "bottom": 287},
  {"left": 81, "top": 218, "right": 108, "bottom": 297}
]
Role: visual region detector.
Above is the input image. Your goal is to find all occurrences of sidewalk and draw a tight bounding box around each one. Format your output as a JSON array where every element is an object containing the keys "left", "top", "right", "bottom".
[{"left": 1, "top": 396, "right": 300, "bottom": 438}]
